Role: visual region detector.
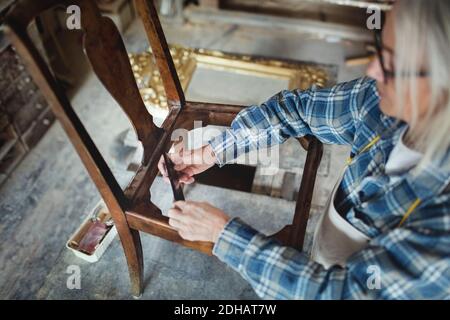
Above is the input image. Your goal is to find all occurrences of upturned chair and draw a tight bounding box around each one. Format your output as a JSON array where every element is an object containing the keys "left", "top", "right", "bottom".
[{"left": 4, "top": 0, "right": 323, "bottom": 297}]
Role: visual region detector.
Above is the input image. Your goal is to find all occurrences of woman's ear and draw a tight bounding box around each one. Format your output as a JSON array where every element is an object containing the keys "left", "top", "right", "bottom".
[{"left": 366, "top": 57, "right": 384, "bottom": 83}]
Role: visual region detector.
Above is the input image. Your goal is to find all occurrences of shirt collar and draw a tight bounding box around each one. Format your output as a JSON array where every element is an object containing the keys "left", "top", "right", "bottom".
[{"left": 378, "top": 120, "right": 450, "bottom": 200}]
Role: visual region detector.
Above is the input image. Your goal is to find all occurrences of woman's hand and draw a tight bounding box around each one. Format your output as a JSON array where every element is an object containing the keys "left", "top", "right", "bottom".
[
  {"left": 168, "top": 201, "right": 230, "bottom": 243},
  {"left": 158, "top": 143, "right": 217, "bottom": 185}
]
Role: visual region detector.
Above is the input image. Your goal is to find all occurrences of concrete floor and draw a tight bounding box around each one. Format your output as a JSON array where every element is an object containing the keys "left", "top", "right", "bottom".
[{"left": 0, "top": 13, "right": 366, "bottom": 299}]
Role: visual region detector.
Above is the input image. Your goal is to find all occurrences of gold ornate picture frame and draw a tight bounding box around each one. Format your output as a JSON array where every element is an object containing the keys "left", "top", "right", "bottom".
[{"left": 129, "top": 45, "right": 335, "bottom": 121}]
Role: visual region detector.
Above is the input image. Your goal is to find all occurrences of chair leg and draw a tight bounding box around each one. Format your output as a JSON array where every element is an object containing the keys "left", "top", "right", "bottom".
[{"left": 116, "top": 223, "right": 144, "bottom": 297}]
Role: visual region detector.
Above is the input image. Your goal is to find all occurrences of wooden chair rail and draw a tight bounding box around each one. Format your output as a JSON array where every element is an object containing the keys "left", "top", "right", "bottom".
[{"left": 123, "top": 99, "right": 322, "bottom": 257}]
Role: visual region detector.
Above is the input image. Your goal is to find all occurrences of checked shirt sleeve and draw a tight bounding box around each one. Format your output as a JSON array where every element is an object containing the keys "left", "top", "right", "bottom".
[
  {"left": 213, "top": 212, "right": 450, "bottom": 300},
  {"left": 208, "top": 77, "right": 379, "bottom": 166}
]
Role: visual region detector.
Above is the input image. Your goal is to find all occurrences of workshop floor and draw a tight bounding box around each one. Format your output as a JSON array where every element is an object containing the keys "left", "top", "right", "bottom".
[{"left": 0, "top": 14, "right": 365, "bottom": 299}]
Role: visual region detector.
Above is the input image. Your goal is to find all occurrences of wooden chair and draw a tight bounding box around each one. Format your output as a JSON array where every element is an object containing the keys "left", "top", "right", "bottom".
[{"left": 4, "top": 0, "right": 323, "bottom": 297}]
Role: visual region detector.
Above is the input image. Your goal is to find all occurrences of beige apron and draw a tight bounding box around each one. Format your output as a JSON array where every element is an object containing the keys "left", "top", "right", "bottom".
[{"left": 310, "top": 168, "right": 370, "bottom": 269}]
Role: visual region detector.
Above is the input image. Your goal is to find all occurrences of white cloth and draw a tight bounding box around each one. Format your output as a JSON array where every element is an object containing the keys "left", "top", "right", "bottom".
[
  {"left": 385, "top": 127, "right": 423, "bottom": 174},
  {"left": 311, "top": 126, "right": 423, "bottom": 269},
  {"left": 310, "top": 168, "right": 370, "bottom": 269}
]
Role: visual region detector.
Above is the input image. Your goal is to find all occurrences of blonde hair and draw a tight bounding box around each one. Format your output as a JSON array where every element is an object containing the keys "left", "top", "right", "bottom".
[{"left": 394, "top": 0, "right": 450, "bottom": 172}]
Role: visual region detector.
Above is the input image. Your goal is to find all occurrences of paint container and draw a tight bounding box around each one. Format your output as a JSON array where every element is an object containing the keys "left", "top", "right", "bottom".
[{"left": 66, "top": 200, "right": 117, "bottom": 263}]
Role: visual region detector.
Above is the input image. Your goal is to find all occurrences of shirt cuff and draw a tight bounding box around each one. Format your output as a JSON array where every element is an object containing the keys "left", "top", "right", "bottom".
[
  {"left": 212, "top": 217, "right": 258, "bottom": 270},
  {"left": 208, "top": 130, "right": 236, "bottom": 167}
]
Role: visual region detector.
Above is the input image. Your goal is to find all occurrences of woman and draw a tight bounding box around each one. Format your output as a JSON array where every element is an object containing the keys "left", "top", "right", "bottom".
[{"left": 158, "top": 0, "right": 450, "bottom": 299}]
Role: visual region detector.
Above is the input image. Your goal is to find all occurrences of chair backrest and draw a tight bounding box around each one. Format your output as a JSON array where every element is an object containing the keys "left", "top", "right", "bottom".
[
  {"left": 3, "top": 0, "right": 180, "bottom": 208},
  {"left": 134, "top": 0, "right": 185, "bottom": 107}
]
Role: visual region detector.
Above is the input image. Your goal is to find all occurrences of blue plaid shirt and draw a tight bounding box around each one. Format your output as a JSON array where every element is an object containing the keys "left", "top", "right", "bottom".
[{"left": 208, "top": 77, "right": 450, "bottom": 300}]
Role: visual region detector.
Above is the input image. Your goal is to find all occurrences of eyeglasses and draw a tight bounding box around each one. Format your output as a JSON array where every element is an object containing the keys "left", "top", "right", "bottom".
[{"left": 374, "top": 29, "right": 429, "bottom": 84}]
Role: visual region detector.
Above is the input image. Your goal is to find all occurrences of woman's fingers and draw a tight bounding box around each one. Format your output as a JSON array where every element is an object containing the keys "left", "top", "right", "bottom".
[
  {"left": 160, "top": 146, "right": 212, "bottom": 184},
  {"left": 162, "top": 171, "right": 194, "bottom": 185},
  {"left": 181, "top": 166, "right": 196, "bottom": 177},
  {"left": 178, "top": 172, "right": 195, "bottom": 184},
  {"left": 159, "top": 144, "right": 215, "bottom": 188},
  {"left": 173, "top": 200, "right": 191, "bottom": 214},
  {"left": 168, "top": 207, "right": 185, "bottom": 221},
  {"left": 179, "top": 177, "right": 195, "bottom": 185},
  {"left": 158, "top": 155, "right": 167, "bottom": 177},
  {"left": 158, "top": 152, "right": 185, "bottom": 177},
  {"left": 173, "top": 163, "right": 188, "bottom": 171},
  {"left": 174, "top": 201, "right": 203, "bottom": 218},
  {"left": 168, "top": 217, "right": 186, "bottom": 230},
  {"left": 182, "top": 148, "right": 206, "bottom": 167},
  {"left": 169, "top": 150, "right": 185, "bottom": 166},
  {"left": 174, "top": 148, "right": 204, "bottom": 169},
  {"left": 168, "top": 206, "right": 194, "bottom": 240},
  {"left": 159, "top": 149, "right": 193, "bottom": 184},
  {"left": 171, "top": 201, "right": 196, "bottom": 220},
  {"left": 170, "top": 201, "right": 230, "bottom": 243}
]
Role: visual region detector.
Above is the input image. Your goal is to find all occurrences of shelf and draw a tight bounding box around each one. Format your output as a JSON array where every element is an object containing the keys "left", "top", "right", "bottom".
[
  {"left": 0, "top": 124, "right": 18, "bottom": 160},
  {"left": 0, "top": 138, "right": 26, "bottom": 176}
]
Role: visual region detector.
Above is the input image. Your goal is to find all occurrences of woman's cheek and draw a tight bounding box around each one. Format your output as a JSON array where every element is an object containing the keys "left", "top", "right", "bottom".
[{"left": 379, "top": 94, "right": 396, "bottom": 118}]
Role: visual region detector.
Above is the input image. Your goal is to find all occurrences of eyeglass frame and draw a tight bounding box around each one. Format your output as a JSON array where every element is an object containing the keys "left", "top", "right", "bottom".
[{"left": 373, "top": 28, "right": 429, "bottom": 84}]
